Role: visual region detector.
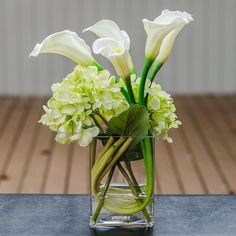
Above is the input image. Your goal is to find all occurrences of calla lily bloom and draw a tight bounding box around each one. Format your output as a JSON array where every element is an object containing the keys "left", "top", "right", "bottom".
[
  {"left": 30, "top": 30, "right": 98, "bottom": 67},
  {"left": 143, "top": 10, "right": 193, "bottom": 61},
  {"left": 83, "top": 20, "right": 134, "bottom": 79}
]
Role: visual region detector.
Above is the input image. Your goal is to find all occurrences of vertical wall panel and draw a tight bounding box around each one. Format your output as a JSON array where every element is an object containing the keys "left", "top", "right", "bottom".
[
  {"left": 0, "top": 0, "right": 235, "bottom": 95},
  {"left": 0, "top": 0, "right": 7, "bottom": 93}
]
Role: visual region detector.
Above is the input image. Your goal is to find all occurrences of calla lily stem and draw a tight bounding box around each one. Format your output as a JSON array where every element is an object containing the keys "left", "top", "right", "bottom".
[
  {"left": 92, "top": 164, "right": 116, "bottom": 222},
  {"left": 94, "top": 112, "right": 108, "bottom": 126},
  {"left": 144, "top": 59, "right": 163, "bottom": 106},
  {"left": 148, "top": 59, "right": 163, "bottom": 83},
  {"left": 121, "top": 87, "right": 131, "bottom": 104},
  {"left": 117, "top": 162, "right": 151, "bottom": 222},
  {"left": 91, "top": 135, "right": 154, "bottom": 220},
  {"left": 124, "top": 77, "right": 136, "bottom": 104},
  {"left": 91, "top": 138, "right": 97, "bottom": 167},
  {"left": 93, "top": 61, "right": 104, "bottom": 71},
  {"left": 139, "top": 58, "right": 153, "bottom": 106}
]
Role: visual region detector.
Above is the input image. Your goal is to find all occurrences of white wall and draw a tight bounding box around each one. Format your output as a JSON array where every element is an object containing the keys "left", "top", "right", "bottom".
[{"left": 0, "top": 0, "right": 235, "bottom": 96}]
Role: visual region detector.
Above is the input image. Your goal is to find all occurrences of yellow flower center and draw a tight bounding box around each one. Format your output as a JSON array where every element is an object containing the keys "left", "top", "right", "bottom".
[{"left": 114, "top": 47, "right": 122, "bottom": 53}]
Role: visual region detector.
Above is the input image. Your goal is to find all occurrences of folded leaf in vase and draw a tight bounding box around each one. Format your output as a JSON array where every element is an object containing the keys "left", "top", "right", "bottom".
[{"left": 106, "top": 104, "right": 150, "bottom": 147}]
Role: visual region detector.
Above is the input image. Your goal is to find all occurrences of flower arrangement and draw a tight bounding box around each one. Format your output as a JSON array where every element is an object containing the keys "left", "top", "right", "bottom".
[{"left": 30, "top": 9, "right": 193, "bottom": 228}]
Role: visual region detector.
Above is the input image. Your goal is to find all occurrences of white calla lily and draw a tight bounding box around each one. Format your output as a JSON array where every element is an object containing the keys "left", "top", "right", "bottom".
[
  {"left": 143, "top": 9, "right": 193, "bottom": 61},
  {"left": 83, "top": 20, "right": 134, "bottom": 78},
  {"left": 156, "top": 25, "right": 185, "bottom": 63},
  {"left": 30, "top": 30, "right": 97, "bottom": 67}
]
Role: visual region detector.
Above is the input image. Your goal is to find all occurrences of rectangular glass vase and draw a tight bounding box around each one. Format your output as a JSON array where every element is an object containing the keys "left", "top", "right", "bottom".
[{"left": 90, "top": 136, "right": 154, "bottom": 228}]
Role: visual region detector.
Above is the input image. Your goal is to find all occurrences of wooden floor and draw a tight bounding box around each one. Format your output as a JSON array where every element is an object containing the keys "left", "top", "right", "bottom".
[{"left": 0, "top": 96, "right": 235, "bottom": 194}]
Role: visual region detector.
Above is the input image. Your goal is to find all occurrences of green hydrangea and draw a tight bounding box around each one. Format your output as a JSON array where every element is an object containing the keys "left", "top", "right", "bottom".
[
  {"left": 144, "top": 80, "right": 181, "bottom": 143},
  {"left": 120, "top": 76, "right": 181, "bottom": 143},
  {"left": 40, "top": 65, "right": 180, "bottom": 146},
  {"left": 39, "top": 65, "right": 128, "bottom": 146}
]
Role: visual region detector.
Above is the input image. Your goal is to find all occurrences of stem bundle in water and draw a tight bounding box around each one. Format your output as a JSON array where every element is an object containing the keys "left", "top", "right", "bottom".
[{"left": 91, "top": 136, "right": 154, "bottom": 222}]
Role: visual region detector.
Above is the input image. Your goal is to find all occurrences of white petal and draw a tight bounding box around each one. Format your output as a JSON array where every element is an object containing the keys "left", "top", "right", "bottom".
[
  {"left": 75, "top": 121, "right": 82, "bottom": 133},
  {"left": 150, "top": 97, "right": 161, "bottom": 110},
  {"left": 61, "top": 104, "right": 75, "bottom": 115},
  {"left": 84, "top": 119, "right": 92, "bottom": 126},
  {"left": 121, "top": 31, "right": 130, "bottom": 51},
  {"left": 108, "top": 51, "right": 134, "bottom": 78},
  {"left": 104, "top": 92, "right": 112, "bottom": 102},
  {"left": 30, "top": 30, "right": 95, "bottom": 66},
  {"left": 157, "top": 25, "right": 184, "bottom": 63},
  {"left": 143, "top": 19, "right": 181, "bottom": 60},
  {"left": 43, "top": 105, "right": 50, "bottom": 113},
  {"left": 92, "top": 38, "right": 121, "bottom": 57},
  {"left": 78, "top": 127, "right": 99, "bottom": 147},
  {"left": 182, "top": 11, "right": 194, "bottom": 22},
  {"left": 143, "top": 10, "right": 193, "bottom": 60},
  {"left": 88, "top": 126, "right": 99, "bottom": 137},
  {"left": 83, "top": 20, "right": 124, "bottom": 42},
  {"left": 156, "top": 9, "right": 193, "bottom": 24},
  {"left": 85, "top": 20, "right": 134, "bottom": 78},
  {"left": 71, "top": 134, "right": 81, "bottom": 141},
  {"left": 79, "top": 133, "right": 92, "bottom": 147}
]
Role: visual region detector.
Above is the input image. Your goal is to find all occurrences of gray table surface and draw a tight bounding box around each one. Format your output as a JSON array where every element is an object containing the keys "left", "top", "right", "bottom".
[{"left": 0, "top": 195, "right": 236, "bottom": 236}]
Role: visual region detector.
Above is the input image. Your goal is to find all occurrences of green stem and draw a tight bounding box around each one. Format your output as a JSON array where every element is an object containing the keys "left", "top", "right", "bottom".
[
  {"left": 92, "top": 137, "right": 154, "bottom": 215},
  {"left": 142, "top": 136, "right": 154, "bottom": 200},
  {"left": 139, "top": 58, "right": 153, "bottom": 106},
  {"left": 144, "top": 60, "right": 163, "bottom": 106},
  {"left": 91, "top": 138, "right": 97, "bottom": 167},
  {"left": 90, "top": 114, "right": 104, "bottom": 133},
  {"left": 117, "top": 162, "right": 151, "bottom": 222},
  {"left": 95, "top": 137, "right": 114, "bottom": 162},
  {"left": 121, "top": 87, "right": 131, "bottom": 104},
  {"left": 117, "top": 163, "right": 138, "bottom": 197},
  {"left": 94, "top": 112, "right": 108, "bottom": 126},
  {"left": 124, "top": 159, "right": 140, "bottom": 192},
  {"left": 114, "top": 77, "right": 131, "bottom": 104},
  {"left": 148, "top": 59, "right": 163, "bottom": 83},
  {"left": 95, "top": 138, "right": 133, "bottom": 186},
  {"left": 124, "top": 77, "right": 136, "bottom": 104},
  {"left": 131, "top": 67, "right": 137, "bottom": 75},
  {"left": 93, "top": 61, "right": 104, "bottom": 71},
  {"left": 91, "top": 164, "right": 116, "bottom": 222},
  {"left": 92, "top": 137, "right": 126, "bottom": 194},
  {"left": 92, "top": 137, "right": 114, "bottom": 173}
]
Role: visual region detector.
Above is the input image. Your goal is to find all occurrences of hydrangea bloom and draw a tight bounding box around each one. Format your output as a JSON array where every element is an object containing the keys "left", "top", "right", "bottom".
[
  {"left": 40, "top": 65, "right": 180, "bottom": 146},
  {"left": 39, "top": 65, "right": 128, "bottom": 146},
  {"left": 121, "top": 77, "right": 181, "bottom": 143}
]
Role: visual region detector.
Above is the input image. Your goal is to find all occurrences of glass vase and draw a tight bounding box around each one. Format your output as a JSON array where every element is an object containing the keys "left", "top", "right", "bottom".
[{"left": 90, "top": 136, "right": 154, "bottom": 228}]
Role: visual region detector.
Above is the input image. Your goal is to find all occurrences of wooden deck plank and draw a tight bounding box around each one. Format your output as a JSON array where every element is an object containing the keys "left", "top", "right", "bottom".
[
  {"left": 218, "top": 96, "right": 236, "bottom": 130},
  {"left": 201, "top": 97, "right": 236, "bottom": 165},
  {"left": 175, "top": 98, "right": 228, "bottom": 194},
  {"left": 0, "top": 98, "right": 15, "bottom": 140},
  {"left": 68, "top": 144, "right": 90, "bottom": 194},
  {"left": 185, "top": 97, "right": 236, "bottom": 193},
  {"left": 215, "top": 96, "right": 236, "bottom": 162},
  {"left": 168, "top": 127, "right": 206, "bottom": 194},
  {"left": 43, "top": 142, "right": 71, "bottom": 194},
  {"left": 0, "top": 98, "right": 30, "bottom": 179},
  {"left": 155, "top": 140, "right": 182, "bottom": 194},
  {"left": 20, "top": 125, "right": 52, "bottom": 193},
  {"left": 0, "top": 99, "right": 44, "bottom": 193}
]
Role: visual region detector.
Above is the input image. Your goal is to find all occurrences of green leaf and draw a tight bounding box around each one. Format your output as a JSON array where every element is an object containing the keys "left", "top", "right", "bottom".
[{"left": 106, "top": 104, "right": 150, "bottom": 147}]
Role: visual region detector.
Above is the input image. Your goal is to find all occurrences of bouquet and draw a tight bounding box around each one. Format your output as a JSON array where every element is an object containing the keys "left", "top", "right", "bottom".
[{"left": 30, "top": 9, "right": 193, "bottom": 228}]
